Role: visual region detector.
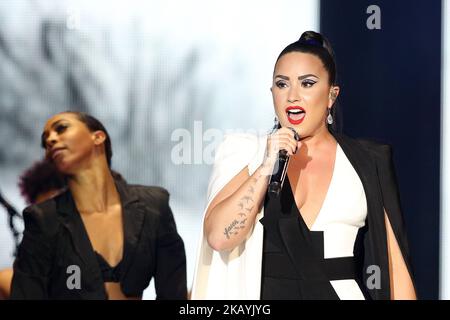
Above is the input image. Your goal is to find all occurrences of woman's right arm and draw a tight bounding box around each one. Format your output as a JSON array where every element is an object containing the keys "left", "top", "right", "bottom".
[
  {"left": 204, "top": 128, "right": 299, "bottom": 252},
  {"left": 10, "top": 205, "right": 57, "bottom": 299}
]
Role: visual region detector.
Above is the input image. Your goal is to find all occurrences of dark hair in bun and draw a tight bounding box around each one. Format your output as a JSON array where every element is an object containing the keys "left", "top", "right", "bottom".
[{"left": 275, "top": 31, "right": 337, "bottom": 85}]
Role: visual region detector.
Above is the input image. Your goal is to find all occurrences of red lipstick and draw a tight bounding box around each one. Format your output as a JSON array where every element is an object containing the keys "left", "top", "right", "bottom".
[{"left": 285, "top": 106, "right": 306, "bottom": 125}]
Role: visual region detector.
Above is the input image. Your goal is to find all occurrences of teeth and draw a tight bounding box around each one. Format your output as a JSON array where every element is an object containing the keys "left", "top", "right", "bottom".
[{"left": 287, "top": 109, "right": 304, "bottom": 114}]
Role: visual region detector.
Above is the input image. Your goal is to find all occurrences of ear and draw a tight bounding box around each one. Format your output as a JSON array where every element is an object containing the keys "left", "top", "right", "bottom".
[
  {"left": 93, "top": 130, "right": 107, "bottom": 146},
  {"left": 328, "top": 86, "right": 340, "bottom": 108}
]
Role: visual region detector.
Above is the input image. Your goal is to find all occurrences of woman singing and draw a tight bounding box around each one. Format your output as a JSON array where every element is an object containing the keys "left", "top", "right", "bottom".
[
  {"left": 192, "top": 31, "right": 416, "bottom": 300},
  {"left": 11, "top": 112, "right": 187, "bottom": 299}
]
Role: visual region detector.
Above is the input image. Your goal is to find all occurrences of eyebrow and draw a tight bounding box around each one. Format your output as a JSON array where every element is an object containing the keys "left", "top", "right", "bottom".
[
  {"left": 41, "top": 119, "right": 65, "bottom": 148},
  {"left": 274, "top": 74, "right": 319, "bottom": 81}
]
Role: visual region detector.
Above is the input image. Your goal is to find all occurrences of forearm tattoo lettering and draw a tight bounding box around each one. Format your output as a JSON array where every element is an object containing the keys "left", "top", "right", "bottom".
[{"left": 223, "top": 170, "right": 264, "bottom": 240}]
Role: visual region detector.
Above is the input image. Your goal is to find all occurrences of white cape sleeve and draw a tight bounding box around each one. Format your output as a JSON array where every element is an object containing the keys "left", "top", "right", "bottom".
[{"left": 191, "top": 133, "right": 267, "bottom": 300}]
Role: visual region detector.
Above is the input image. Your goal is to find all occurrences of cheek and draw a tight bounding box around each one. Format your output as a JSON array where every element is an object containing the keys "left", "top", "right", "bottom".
[
  {"left": 305, "top": 91, "right": 329, "bottom": 111},
  {"left": 55, "top": 139, "right": 94, "bottom": 174},
  {"left": 66, "top": 130, "right": 95, "bottom": 156},
  {"left": 272, "top": 91, "right": 285, "bottom": 110},
  {"left": 75, "top": 138, "right": 95, "bottom": 156}
]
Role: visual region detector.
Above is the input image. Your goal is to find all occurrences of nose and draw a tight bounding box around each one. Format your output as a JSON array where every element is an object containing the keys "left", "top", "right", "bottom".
[
  {"left": 287, "top": 86, "right": 301, "bottom": 104},
  {"left": 45, "top": 131, "right": 58, "bottom": 149}
]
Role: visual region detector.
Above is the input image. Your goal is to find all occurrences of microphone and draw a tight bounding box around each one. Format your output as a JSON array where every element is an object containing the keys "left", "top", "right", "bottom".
[{"left": 268, "top": 127, "right": 300, "bottom": 196}]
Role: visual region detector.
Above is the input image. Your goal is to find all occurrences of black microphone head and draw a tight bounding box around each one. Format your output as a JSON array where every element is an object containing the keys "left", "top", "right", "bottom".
[
  {"left": 279, "top": 149, "right": 289, "bottom": 158},
  {"left": 268, "top": 149, "right": 291, "bottom": 197},
  {"left": 268, "top": 181, "right": 283, "bottom": 196}
]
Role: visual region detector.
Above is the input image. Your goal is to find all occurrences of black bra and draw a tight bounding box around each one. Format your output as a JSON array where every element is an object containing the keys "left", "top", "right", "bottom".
[{"left": 95, "top": 252, "right": 124, "bottom": 283}]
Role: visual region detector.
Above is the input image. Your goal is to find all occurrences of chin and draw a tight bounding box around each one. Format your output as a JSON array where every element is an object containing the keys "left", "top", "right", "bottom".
[
  {"left": 54, "top": 161, "right": 72, "bottom": 176},
  {"left": 284, "top": 121, "right": 304, "bottom": 132}
]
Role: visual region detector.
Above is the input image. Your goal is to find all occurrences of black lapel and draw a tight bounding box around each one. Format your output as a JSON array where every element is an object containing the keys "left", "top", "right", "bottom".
[
  {"left": 277, "top": 217, "right": 329, "bottom": 281},
  {"left": 56, "top": 191, "right": 99, "bottom": 271},
  {"left": 114, "top": 180, "right": 146, "bottom": 277},
  {"left": 261, "top": 180, "right": 328, "bottom": 281}
]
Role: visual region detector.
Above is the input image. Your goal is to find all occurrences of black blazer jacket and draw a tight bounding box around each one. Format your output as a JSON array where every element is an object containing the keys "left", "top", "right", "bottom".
[{"left": 10, "top": 179, "right": 187, "bottom": 300}]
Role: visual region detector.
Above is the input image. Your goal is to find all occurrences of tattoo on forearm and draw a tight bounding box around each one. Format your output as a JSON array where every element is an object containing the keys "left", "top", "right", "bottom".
[
  {"left": 223, "top": 171, "right": 265, "bottom": 240},
  {"left": 224, "top": 219, "right": 239, "bottom": 239}
]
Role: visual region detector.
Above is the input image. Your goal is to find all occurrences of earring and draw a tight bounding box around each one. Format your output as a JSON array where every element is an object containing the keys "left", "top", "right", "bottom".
[{"left": 327, "top": 109, "right": 333, "bottom": 125}]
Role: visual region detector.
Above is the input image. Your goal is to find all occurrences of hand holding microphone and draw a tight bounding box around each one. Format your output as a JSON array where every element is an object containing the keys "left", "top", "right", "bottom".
[{"left": 262, "top": 126, "right": 301, "bottom": 196}]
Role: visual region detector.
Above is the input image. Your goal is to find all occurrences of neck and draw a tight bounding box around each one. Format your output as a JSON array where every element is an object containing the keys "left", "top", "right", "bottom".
[
  {"left": 68, "top": 160, "right": 119, "bottom": 213},
  {"left": 299, "top": 125, "right": 336, "bottom": 152}
]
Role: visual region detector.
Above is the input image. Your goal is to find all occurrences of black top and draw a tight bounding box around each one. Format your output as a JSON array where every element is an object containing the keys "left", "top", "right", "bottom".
[
  {"left": 10, "top": 179, "right": 187, "bottom": 300},
  {"left": 260, "top": 176, "right": 368, "bottom": 300},
  {"left": 258, "top": 133, "right": 417, "bottom": 300},
  {"left": 95, "top": 252, "right": 124, "bottom": 283}
]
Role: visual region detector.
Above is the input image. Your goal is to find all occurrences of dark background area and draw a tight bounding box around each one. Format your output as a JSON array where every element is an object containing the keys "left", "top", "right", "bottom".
[{"left": 321, "top": 0, "right": 441, "bottom": 299}]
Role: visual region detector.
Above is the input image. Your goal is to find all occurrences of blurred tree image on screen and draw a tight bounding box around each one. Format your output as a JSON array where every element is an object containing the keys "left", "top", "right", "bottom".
[{"left": 0, "top": 0, "right": 317, "bottom": 297}]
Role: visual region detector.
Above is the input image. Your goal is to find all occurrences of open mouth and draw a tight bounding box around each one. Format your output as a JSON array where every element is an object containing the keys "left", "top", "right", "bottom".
[{"left": 286, "top": 106, "right": 306, "bottom": 125}]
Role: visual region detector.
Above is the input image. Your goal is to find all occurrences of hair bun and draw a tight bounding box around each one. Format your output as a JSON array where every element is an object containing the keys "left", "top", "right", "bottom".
[
  {"left": 298, "top": 31, "right": 324, "bottom": 47},
  {"left": 275, "top": 30, "right": 336, "bottom": 86}
]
